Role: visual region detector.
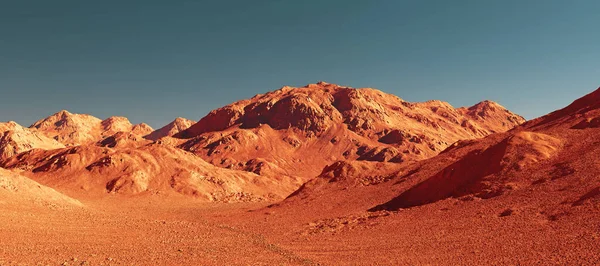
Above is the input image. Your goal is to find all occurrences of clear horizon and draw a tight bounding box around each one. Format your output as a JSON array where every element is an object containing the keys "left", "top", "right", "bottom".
[{"left": 1, "top": 1, "right": 599, "bottom": 128}]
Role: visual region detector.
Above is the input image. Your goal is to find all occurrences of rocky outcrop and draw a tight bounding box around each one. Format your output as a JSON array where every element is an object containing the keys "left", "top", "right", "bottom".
[
  {"left": 176, "top": 82, "right": 525, "bottom": 179},
  {"left": 145, "top": 117, "right": 195, "bottom": 141}
]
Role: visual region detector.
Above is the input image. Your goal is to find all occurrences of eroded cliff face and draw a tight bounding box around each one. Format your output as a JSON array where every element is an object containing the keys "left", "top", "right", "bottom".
[
  {"left": 176, "top": 82, "right": 524, "bottom": 179},
  {"left": 0, "top": 82, "right": 524, "bottom": 202},
  {"left": 29, "top": 110, "right": 152, "bottom": 146}
]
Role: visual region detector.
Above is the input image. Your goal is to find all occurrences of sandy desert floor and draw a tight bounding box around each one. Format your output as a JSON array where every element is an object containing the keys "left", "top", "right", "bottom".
[{"left": 1, "top": 192, "right": 598, "bottom": 265}]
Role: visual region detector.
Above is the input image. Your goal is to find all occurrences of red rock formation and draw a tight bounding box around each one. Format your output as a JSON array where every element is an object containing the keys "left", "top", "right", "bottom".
[
  {"left": 30, "top": 110, "right": 103, "bottom": 145},
  {"left": 145, "top": 117, "right": 195, "bottom": 141},
  {"left": 1, "top": 140, "right": 301, "bottom": 201},
  {"left": 364, "top": 87, "right": 600, "bottom": 211},
  {"left": 29, "top": 110, "right": 153, "bottom": 146},
  {"left": 0, "top": 122, "right": 65, "bottom": 160},
  {"left": 132, "top": 123, "right": 154, "bottom": 136},
  {"left": 1, "top": 82, "right": 525, "bottom": 202},
  {"left": 177, "top": 82, "right": 524, "bottom": 181}
]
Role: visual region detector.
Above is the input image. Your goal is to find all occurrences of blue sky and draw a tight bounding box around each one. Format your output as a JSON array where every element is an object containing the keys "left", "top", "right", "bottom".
[{"left": 0, "top": 0, "right": 598, "bottom": 128}]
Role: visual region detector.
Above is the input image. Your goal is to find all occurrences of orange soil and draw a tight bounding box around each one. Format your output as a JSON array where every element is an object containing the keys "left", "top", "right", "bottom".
[{"left": 1, "top": 84, "right": 599, "bottom": 265}]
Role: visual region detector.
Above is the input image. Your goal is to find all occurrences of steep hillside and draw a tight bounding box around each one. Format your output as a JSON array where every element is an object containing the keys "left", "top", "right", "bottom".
[
  {"left": 246, "top": 87, "right": 600, "bottom": 265},
  {"left": 0, "top": 121, "right": 65, "bottom": 160},
  {"left": 0, "top": 83, "right": 525, "bottom": 203},
  {"left": 176, "top": 82, "right": 524, "bottom": 181},
  {"left": 132, "top": 123, "right": 154, "bottom": 136},
  {"left": 272, "top": 87, "right": 600, "bottom": 218},
  {"left": 0, "top": 168, "right": 81, "bottom": 208},
  {"left": 145, "top": 117, "right": 195, "bottom": 141},
  {"left": 0, "top": 139, "right": 301, "bottom": 202},
  {"left": 30, "top": 110, "right": 153, "bottom": 146}
]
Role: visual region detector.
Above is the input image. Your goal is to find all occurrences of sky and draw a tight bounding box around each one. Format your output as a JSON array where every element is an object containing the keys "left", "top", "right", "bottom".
[{"left": 0, "top": 0, "right": 599, "bottom": 128}]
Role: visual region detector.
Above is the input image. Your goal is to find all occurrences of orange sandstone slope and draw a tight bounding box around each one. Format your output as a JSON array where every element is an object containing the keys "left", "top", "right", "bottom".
[
  {"left": 269, "top": 90, "right": 600, "bottom": 266},
  {"left": 0, "top": 167, "right": 81, "bottom": 208},
  {"left": 0, "top": 121, "right": 65, "bottom": 160},
  {"left": 0, "top": 133, "right": 300, "bottom": 202},
  {"left": 145, "top": 117, "right": 196, "bottom": 141},
  {"left": 277, "top": 87, "right": 600, "bottom": 220},
  {"left": 176, "top": 82, "right": 524, "bottom": 181},
  {"left": 30, "top": 110, "right": 153, "bottom": 146},
  {"left": 131, "top": 123, "right": 154, "bottom": 136},
  {"left": 523, "top": 86, "right": 600, "bottom": 131},
  {"left": 0, "top": 82, "right": 524, "bottom": 203}
]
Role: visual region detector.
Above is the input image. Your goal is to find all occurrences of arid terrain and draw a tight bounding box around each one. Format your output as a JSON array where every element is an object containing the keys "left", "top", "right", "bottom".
[{"left": 1, "top": 82, "right": 599, "bottom": 265}]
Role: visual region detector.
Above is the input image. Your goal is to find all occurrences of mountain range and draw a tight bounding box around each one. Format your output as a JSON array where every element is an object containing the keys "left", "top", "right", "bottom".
[
  {"left": 0, "top": 82, "right": 524, "bottom": 202},
  {"left": 1, "top": 82, "right": 599, "bottom": 264}
]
